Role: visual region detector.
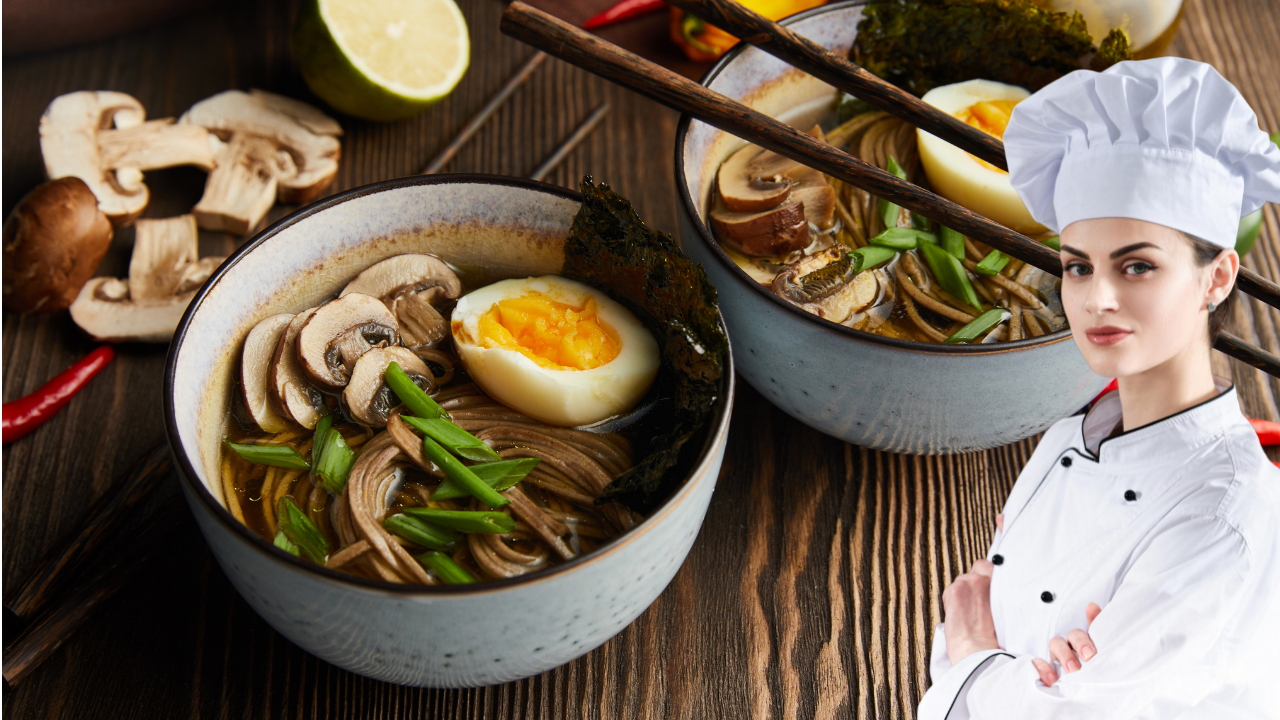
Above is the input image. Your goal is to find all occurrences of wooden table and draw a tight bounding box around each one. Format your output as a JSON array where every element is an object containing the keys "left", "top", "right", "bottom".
[{"left": 4, "top": 0, "right": 1278, "bottom": 717}]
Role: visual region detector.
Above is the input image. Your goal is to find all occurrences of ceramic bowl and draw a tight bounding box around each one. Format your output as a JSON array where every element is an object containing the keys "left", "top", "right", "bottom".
[
  {"left": 164, "top": 174, "right": 735, "bottom": 687},
  {"left": 674, "top": 1, "right": 1106, "bottom": 454}
]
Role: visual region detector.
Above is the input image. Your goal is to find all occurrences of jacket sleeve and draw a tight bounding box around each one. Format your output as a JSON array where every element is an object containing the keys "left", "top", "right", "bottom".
[{"left": 917, "top": 514, "right": 1250, "bottom": 720}]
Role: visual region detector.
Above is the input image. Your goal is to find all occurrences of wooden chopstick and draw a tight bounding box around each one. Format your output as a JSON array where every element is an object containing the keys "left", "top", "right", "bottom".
[
  {"left": 528, "top": 102, "right": 610, "bottom": 181},
  {"left": 499, "top": 1, "right": 1280, "bottom": 378},
  {"left": 663, "top": 0, "right": 1280, "bottom": 315}
]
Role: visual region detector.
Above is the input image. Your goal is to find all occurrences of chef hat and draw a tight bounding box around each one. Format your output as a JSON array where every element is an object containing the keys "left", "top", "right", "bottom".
[{"left": 1003, "top": 57, "right": 1280, "bottom": 249}]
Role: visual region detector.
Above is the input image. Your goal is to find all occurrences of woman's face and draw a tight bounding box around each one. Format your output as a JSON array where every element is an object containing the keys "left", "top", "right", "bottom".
[{"left": 1058, "top": 218, "right": 1221, "bottom": 379}]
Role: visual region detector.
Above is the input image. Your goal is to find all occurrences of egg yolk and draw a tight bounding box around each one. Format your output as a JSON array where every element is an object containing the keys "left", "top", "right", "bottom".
[
  {"left": 473, "top": 292, "right": 621, "bottom": 371},
  {"left": 960, "top": 100, "right": 1020, "bottom": 172}
]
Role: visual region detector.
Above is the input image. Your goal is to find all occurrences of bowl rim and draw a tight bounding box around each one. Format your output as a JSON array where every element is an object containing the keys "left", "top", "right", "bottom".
[
  {"left": 673, "top": 0, "right": 1074, "bottom": 357},
  {"left": 163, "top": 172, "right": 736, "bottom": 597}
]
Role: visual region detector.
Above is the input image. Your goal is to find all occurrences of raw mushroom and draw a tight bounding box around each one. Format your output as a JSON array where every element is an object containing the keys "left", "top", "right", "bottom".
[
  {"left": 269, "top": 308, "right": 325, "bottom": 430},
  {"left": 128, "top": 215, "right": 198, "bottom": 300},
  {"left": 39, "top": 91, "right": 217, "bottom": 226},
  {"left": 296, "top": 293, "right": 398, "bottom": 390},
  {"left": 241, "top": 314, "right": 295, "bottom": 433},
  {"left": 179, "top": 89, "right": 342, "bottom": 235},
  {"left": 340, "top": 254, "right": 461, "bottom": 346},
  {"left": 69, "top": 277, "right": 197, "bottom": 342},
  {"left": 3, "top": 177, "right": 114, "bottom": 314},
  {"left": 343, "top": 347, "right": 432, "bottom": 427}
]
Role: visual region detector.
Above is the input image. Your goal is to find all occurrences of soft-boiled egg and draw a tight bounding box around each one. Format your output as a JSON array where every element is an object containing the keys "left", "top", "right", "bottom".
[
  {"left": 451, "top": 275, "right": 660, "bottom": 427},
  {"left": 917, "top": 79, "right": 1048, "bottom": 235}
]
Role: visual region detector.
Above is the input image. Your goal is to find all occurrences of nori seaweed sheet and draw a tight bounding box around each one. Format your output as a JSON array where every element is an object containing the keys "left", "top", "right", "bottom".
[
  {"left": 853, "top": 0, "right": 1132, "bottom": 96},
  {"left": 562, "top": 177, "right": 728, "bottom": 514}
]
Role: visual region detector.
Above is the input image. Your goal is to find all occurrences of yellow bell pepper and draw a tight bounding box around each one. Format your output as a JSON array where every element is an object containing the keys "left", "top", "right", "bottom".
[{"left": 670, "top": 0, "right": 830, "bottom": 62}]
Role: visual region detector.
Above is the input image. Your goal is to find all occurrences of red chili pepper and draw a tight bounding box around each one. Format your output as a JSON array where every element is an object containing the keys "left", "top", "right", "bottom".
[
  {"left": 2, "top": 346, "right": 115, "bottom": 444},
  {"left": 584, "top": 0, "right": 666, "bottom": 30},
  {"left": 1250, "top": 418, "right": 1280, "bottom": 447}
]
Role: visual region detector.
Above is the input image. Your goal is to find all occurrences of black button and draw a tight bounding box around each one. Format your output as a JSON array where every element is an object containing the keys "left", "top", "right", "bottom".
[
  {"left": 991, "top": 554, "right": 1004, "bottom": 566},
  {"left": 1124, "top": 490, "right": 1138, "bottom": 502},
  {"left": 1060, "top": 456, "right": 1073, "bottom": 467},
  {"left": 1041, "top": 591, "right": 1054, "bottom": 603}
]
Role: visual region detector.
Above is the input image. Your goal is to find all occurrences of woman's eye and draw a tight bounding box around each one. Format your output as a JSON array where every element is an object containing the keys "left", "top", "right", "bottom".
[
  {"left": 1064, "top": 262, "right": 1091, "bottom": 277},
  {"left": 1124, "top": 262, "right": 1155, "bottom": 276}
]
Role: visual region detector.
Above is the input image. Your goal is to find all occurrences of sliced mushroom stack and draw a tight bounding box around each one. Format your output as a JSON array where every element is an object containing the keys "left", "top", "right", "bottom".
[
  {"left": 297, "top": 293, "right": 399, "bottom": 390},
  {"left": 711, "top": 125, "right": 837, "bottom": 257},
  {"left": 340, "top": 254, "right": 462, "bottom": 347},
  {"left": 270, "top": 308, "right": 325, "bottom": 430},
  {"left": 343, "top": 347, "right": 433, "bottom": 427},
  {"left": 241, "top": 314, "right": 295, "bottom": 433}
]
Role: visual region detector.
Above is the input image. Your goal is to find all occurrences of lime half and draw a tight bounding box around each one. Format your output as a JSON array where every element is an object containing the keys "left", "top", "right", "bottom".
[{"left": 293, "top": 0, "right": 470, "bottom": 121}]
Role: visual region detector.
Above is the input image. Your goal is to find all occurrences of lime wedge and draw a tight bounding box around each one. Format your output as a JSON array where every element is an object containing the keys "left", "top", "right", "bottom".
[{"left": 292, "top": 0, "right": 470, "bottom": 121}]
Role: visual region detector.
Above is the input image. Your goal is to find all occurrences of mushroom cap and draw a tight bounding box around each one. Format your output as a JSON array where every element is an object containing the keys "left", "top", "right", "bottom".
[
  {"left": 269, "top": 308, "right": 325, "bottom": 429},
  {"left": 339, "top": 254, "right": 461, "bottom": 302},
  {"left": 718, "top": 144, "right": 793, "bottom": 213},
  {"left": 2, "top": 177, "right": 113, "bottom": 314},
  {"left": 241, "top": 313, "right": 295, "bottom": 433},
  {"left": 342, "top": 347, "right": 431, "bottom": 428},
  {"left": 711, "top": 198, "right": 810, "bottom": 257},
  {"left": 68, "top": 277, "right": 194, "bottom": 343},
  {"left": 296, "top": 293, "right": 399, "bottom": 389}
]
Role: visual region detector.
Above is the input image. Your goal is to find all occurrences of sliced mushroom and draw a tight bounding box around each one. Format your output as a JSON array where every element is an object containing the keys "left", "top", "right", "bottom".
[
  {"left": 270, "top": 308, "right": 325, "bottom": 429},
  {"left": 296, "top": 293, "right": 398, "bottom": 390},
  {"left": 68, "top": 277, "right": 195, "bottom": 342},
  {"left": 241, "top": 313, "right": 295, "bottom": 433},
  {"left": 343, "top": 347, "right": 432, "bottom": 428},
  {"left": 175, "top": 256, "right": 226, "bottom": 294},
  {"left": 717, "top": 145, "right": 793, "bottom": 212},
  {"left": 340, "top": 254, "right": 461, "bottom": 346},
  {"left": 179, "top": 89, "right": 342, "bottom": 235},
  {"left": 128, "top": 215, "right": 199, "bottom": 301},
  {"left": 711, "top": 197, "right": 809, "bottom": 257},
  {"left": 39, "top": 91, "right": 216, "bottom": 226}
]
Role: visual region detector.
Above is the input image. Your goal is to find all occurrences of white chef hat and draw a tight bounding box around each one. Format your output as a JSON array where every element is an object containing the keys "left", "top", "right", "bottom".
[{"left": 1003, "top": 57, "right": 1280, "bottom": 249}]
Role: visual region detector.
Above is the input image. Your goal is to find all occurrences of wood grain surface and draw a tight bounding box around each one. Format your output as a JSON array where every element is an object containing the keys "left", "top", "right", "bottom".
[{"left": 3, "top": 0, "right": 1277, "bottom": 717}]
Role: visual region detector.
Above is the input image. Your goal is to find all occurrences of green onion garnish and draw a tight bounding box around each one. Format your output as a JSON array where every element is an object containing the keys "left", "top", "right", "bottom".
[
  {"left": 945, "top": 308, "right": 1011, "bottom": 344},
  {"left": 420, "top": 436, "right": 509, "bottom": 508},
  {"left": 383, "top": 513, "right": 459, "bottom": 552},
  {"left": 402, "top": 508, "right": 516, "bottom": 534},
  {"left": 276, "top": 496, "right": 329, "bottom": 564},
  {"left": 869, "top": 227, "right": 937, "bottom": 251},
  {"left": 940, "top": 226, "right": 966, "bottom": 260},
  {"left": 314, "top": 425, "right": 355, "bottom": 495},
  {"left": 1042, "top": 235, "right": 1061, "bottom": 251},
  {"left": 878, "top": 155, "right": 908, "bottom": 229},
  {"left": 910, "top": 212, "right": 933, "bottom": 232},
  {"left": 975, "top": 249, "right": 1011, "bottom": 276},
  {"left": 432, "top": 458, "right": 540, "bottom": 501},
  {"left": 402, "top": 416, "right": 502, "bottom": 463},
  {"left": 919, "top": 241, "right": 982, "bottom": 311},
  {"left": 224, "top": 440, "right": 310, "bottom": 470},
  {"left": 385, "top": 361, "right": 447, "bottom": 420},
  {"left": 273, "top": 529, "right": 300, "bottom": 556},
  {"left": 416, "top": 551, "right": 476, "bottom": 585},
  {"left": 849, "top": 246, "right": 899, "bottom": 273}
]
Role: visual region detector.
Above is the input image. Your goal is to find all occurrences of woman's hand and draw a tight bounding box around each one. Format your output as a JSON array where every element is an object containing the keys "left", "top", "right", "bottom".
[
  {"left": 943, "top": 559, "right": 1001, "bottom": 665},
  {"left": 1031, "top": 602, "right": 1103, "bottom": 686}
]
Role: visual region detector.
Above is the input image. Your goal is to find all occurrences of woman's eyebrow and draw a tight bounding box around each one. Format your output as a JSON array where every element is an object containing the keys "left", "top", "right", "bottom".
[
  {"left": 1061, "top": 245, "right": 1088, "bottom": 259},
  {"left": 1110, "top": 242, "right": 1160, "bottom": 259}
]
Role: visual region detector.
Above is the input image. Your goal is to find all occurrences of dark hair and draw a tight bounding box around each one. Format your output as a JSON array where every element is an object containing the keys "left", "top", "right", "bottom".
[{"left": 1183, "top": 232, "right": 1234, "bottom": 343}]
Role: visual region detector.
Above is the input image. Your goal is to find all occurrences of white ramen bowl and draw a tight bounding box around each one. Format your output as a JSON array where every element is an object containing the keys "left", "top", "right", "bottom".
[
  {"left": 674, "top": 1, "right": 1107, "bottom": 453},
  {"left": 164, "top": 174, "right": 735, "bottom": 687}
]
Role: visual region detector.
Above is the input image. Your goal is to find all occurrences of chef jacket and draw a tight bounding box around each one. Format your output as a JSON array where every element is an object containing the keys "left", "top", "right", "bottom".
[{"left": 918, "top": 381, "right": 1280, "bottom": 719}]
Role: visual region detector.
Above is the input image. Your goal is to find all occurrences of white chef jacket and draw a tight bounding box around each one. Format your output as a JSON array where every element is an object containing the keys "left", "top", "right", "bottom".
[{"left": 918, "top": 381, "right": 1280, "bottom": 719}]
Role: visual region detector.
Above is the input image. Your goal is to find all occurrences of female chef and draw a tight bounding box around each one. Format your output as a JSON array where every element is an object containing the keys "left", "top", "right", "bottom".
[{"left": 917, "top": 57, "right": 1280, "bottom": 719}]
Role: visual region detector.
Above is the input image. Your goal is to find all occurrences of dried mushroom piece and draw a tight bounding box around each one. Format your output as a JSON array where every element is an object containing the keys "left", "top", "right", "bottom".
[
  {"left": 39, "top": 91, "right": 216, "bottom": 226},
  {"left": 343, "top": 347, "right": 432, "bottom": 428},
  {"left": 180, "top": 89, "right": 342, "bottom": 235},
  {"left": 241, "top": 313, "right": 295, "bottom": 433},
  {"left": 340, "top": 254, "right": 461, "bottom": 346},
  {"left": 296, "top": 293, "right": 398, "bottom": 390}
]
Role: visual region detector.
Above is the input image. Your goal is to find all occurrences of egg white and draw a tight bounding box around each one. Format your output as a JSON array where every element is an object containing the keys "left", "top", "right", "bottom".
[
  {"left": 451, "top": 276, "right": 660, "bottom": 427},
  {"left": 917, "top": 79, "right": 1047, "bottom": 235}
]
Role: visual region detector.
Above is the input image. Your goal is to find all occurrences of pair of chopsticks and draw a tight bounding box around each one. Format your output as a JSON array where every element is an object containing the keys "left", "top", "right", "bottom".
[
  {"left": 421, "top": 50, "right": 610, "bottom": 181},
  {"left": 499, "top": 0, "right": 1280, "bottom": 379}
]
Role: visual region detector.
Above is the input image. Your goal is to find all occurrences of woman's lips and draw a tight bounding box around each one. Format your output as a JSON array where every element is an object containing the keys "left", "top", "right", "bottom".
[{"left": 1085, "top": 326, "right": 1132, "bottom": 346}]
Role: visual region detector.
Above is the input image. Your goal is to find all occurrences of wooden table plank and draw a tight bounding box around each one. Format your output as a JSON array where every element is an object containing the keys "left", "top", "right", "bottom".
[{"left": 3, "top": 0, "right": 1277, "bottom": 718}]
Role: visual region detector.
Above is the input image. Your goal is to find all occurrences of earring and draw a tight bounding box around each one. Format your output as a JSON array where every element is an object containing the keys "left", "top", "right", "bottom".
[{"left": 1208, "top": 301, "right": 1218, "bottom": 313}]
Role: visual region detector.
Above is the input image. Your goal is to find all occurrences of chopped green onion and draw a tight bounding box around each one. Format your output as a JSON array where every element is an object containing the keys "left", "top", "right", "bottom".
[
  {"left": 402, "top": 416, "right": 502, "bottom": 463},
  {"left": 385, "top": 361, "right": 447, "bottom": 420},
  {"left": 975, "top": 249, "right": 1011, "bottom": 276},
  {"left": 849, "top": 246, "right": 899, "bottom": 273},
  {"left": 945, "top": 309, "right": 1011, "bottom": 344},
  {"left": 879, "top": 155, "right": 908, "bottom": 229},
  {"left": 383, "top": 513, "right": 459, "bottom": 552},
  {"left": 910, "top": 212, "right": 933, "bottom": 232},
  {"left": 939, "top": 226, "right": 966, "bottom": 260},
  {"left": 310, "top": 413, "right": 333, "bottom": 480},
  {"left": 224, "top": 440, "right": 310, "bottom": 470},
  {"left": 919, "top": 242, "right": 982, "bottom": 311},
  {"left": 402, "top": 508, "right": 516, "bottom": 534},
  {"left": 277, "top": 497, "right": 329, "bottom": 564},
  {"left": 273, "top": 529, "right": 300, "bottom": 556},
  {"left": 314, "top": 426, "right": 356, "bottom": 495},
  {"left": 416, "top": 551, "right": 476, "bottom": 585},
  {"left": 869, "top": 227, "right": 937, "bottom": 250},
  {"left": 1042, "top": 235, "right": 1061, "bottom": 251},
  {"left": 420, "top": 436, "right": 508, "bottom": 508},
  {"left": 432, "top": 458, "right": 540, "bottom": 501}
]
